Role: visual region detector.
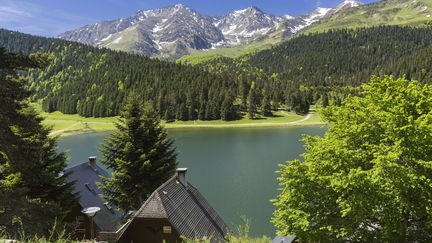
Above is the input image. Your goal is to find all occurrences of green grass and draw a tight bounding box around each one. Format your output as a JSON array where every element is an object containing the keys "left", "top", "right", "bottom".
[
  {"left": 39, "top": 108, "right": 324, "bottom": 137},
  {"left": 164, "top": 110, "right": 322, "bottom": 128},
  {"left": 177, "top": 37, "right": 280, "bottom": 64},
  {"left": 102, "top": 26, "right": 139, "bottom": 52},
  {"left": 304, "top": 0, "right": 432, "bottom": 34},
  {"left": 39, "top": 110, "right": 118, "bottom": 137}
]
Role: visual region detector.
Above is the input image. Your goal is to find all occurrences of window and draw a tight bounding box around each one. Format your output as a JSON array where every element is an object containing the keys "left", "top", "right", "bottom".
[{"left": 163, "top": 226, "right": 172, "bottom": 234}]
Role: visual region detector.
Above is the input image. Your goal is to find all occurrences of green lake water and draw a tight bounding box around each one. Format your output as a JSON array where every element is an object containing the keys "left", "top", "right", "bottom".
[{"left": 58, "top": 126, "right": 325, "bottom": 237}]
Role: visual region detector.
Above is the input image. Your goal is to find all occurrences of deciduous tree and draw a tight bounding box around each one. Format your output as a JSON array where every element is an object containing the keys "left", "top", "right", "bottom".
[{"left": 273, "top": 76, "right": 432, "bottom": 242}]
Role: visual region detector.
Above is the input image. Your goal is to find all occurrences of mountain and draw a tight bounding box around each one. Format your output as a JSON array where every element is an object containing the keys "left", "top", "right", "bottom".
[
  {"left": 59, "top": 2, "right": 359, "bottom": 59},
  {"left": 59, "top": 4, "right": 224, "bottom": 59},
  {"left": 266, "top": 7, "right": 333, "bottom": 40},
  {"left": 213, "top": 6, "right": 281, "bottom": 45},
  {"left": 5, "top": 26, "right": 432, "bottom": 120},
  {"left": 330, "top": 0, "right": 363, "bottom": 14},
  {"left": 304, "top": 0, "right": 432, "bottom": 33}
]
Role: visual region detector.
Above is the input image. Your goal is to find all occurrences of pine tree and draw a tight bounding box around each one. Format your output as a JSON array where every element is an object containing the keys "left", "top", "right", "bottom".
[
  {"left": 248, "top": 82, "right": 258, "bottom": 119},
  {"left": 262, "top": 90, "right": 273, "bottom": 117},
  {"left": 220, "top": 91, "right": 238, "bottom": 121},
  {"left": 99, "top": 98, "right": 178, "bottom": 211},
  {"left": 0, "top": 48, "right": 78, "bottom": 236}
]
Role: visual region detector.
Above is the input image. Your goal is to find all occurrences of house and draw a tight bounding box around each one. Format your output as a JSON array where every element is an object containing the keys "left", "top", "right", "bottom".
[
  {"left": 117, "top": 168, "right": 230, "bottom": 243},
  {"left": 64, "top": 156, "right": 123, "bottom": 241}
]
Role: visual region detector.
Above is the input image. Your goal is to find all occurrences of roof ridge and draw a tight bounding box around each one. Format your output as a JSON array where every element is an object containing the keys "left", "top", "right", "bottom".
[
  {"left": 64, "top": 161, "right": 88, "bottom": 171},
  {"left": 133, "top": 174, "right": 178, "bottom": 217}
]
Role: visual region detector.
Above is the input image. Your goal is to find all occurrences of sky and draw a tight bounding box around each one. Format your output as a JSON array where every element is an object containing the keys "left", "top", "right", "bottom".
[{"left": 0, "top": 0, "right": 376, "bottom": 37}]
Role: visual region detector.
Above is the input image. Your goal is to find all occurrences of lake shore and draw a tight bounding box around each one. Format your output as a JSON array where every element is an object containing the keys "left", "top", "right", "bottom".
[{"left": 44, "top": 110, "right": 325, "bottom": 137}]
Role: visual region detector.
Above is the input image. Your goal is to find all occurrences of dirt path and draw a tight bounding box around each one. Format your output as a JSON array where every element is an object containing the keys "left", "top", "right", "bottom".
[
  {"left": 48, "top": 123, "right": 79, "bottom": 136},
  {"left": 165, "top": 110, "right": 321, "bottom": 128}
]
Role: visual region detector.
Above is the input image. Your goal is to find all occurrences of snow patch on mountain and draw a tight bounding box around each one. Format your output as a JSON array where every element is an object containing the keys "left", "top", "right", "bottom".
[{"left": 58, "top": 0, "right": 363, "bottom": 59}]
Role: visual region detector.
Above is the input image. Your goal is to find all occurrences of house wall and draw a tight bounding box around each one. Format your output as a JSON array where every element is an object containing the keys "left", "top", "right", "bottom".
[{"left": 118, "top": 218, "right": 181, "bottom": 243}]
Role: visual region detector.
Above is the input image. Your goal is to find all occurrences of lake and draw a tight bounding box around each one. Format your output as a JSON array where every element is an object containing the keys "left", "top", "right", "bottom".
[{"left": 58, "top": 126, "right": 325, "bottom": 237}]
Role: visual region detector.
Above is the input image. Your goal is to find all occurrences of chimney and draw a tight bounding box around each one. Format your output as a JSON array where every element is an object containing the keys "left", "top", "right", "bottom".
[
  {"left": 177, "top": 168, "right": 187, "bottom": 186},
  {"left": 88, "top": 156, "right": 97, "bottom": 171}
]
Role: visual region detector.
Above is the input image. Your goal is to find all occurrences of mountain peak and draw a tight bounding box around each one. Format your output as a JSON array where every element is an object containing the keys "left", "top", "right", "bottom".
[
  {"left": 248, "top": 6, "right": 263, "bottom": 12},
  {"left": 58, "top": 1, "right": 363, "bottom": 60},
  {"left": 334, "top": 0, "right": 363, "bottom": 12},
  {"left": 233, "top": 6, "right": 264, "bottom": 15},
  {"left": 174, "top": 3, "right": 187, "bottom": 9}
]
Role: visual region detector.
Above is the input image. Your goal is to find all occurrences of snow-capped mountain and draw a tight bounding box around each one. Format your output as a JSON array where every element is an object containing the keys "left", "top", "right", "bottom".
[
  {"left": 214, "top": 6, "right": 281, "bottom": 45},
  {"left": 58, "top": 1, "right": 363, "bottom": 59},
  {"left": 331, "top": 0, "right": 363, "bottom": 14},
  {"left": 59, "top": 4, "right": 224, "bottom": 58}
]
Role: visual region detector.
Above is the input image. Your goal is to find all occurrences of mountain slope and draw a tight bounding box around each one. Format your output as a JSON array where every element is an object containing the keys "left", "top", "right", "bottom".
[
  {"left": 6, "top": 26, "right": 432, "bottom": 120},
  {"left": 242, "top": 25, "right": 432, "bottom": 86},
  {"left": 304, "top": 0, "right": 432, "bottom": 33},
  {"left": 59, "top": 4, "right": 224, "bottom": 59},
  {"left": 0, "top": 28, "right": 236, "bottom": 119},
  {"left": 213, "top": 6, "right": 282, "bottom": 45},
  {"left": 58, "top": 3, "right": 346, "bottom": 59},
  {"left": 180, "top": 0, "right": 432, "bottom": 64}
]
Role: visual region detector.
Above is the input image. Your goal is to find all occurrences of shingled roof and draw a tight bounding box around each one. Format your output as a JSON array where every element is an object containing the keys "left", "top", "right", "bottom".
[
  {"left": 65, "top": 161, "right": 123, "bottom": 232},
  {"left": 124, "top": 169, "right": 229, "bottom": 241}
]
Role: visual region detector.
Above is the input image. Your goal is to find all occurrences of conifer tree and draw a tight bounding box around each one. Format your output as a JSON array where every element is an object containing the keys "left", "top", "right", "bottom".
[
  {"left": 220, "top": 91, "right": 238, "bottom": 121},
  {"left": 100, "top": 98, "right": 178, "bottom": 211},
  {"left": 262, "top": 90, "right": 273, "bottom": 117},
  {"left": 248, "top": 82, "right": 258, "bottom": 119},
  {"left": 0, "top": 48, "right": 78, "bottom": 236}
]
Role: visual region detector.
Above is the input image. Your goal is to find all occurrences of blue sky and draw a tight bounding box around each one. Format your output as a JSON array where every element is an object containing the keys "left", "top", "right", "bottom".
[{"left": 0, "top": 0, "right": 376, "bottom": 37}]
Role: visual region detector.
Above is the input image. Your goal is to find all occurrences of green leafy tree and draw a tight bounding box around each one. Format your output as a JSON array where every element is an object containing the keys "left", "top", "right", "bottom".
[
  {"left": 273, "top": 76, "right": 432, "bottom": 242},
  {"left": 100, "top": 98, "right": 178, "bottom": 211},
  {"left": 0, "top": 48, "right": 77, "bottom": 236}
]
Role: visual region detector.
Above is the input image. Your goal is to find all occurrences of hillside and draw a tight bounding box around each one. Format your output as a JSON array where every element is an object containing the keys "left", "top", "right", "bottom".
[
  {"left": 243, "top": 26, "right": 432, "bottom": 85},
  {"left": 3, "top": 26, "right": 432, "bottom": 122},
  {"left": 181, "top": 0, "right": 432, "bottom": 64},
  {"left": 304, "top": 0, "right": 432, "bottom": 33},
  {"left": 0, "top": 29, "right": 236, "bottom": 120}
]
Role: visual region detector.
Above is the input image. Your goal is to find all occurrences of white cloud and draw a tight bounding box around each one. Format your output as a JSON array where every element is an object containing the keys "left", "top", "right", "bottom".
[
  {"left": 0, "top": 0, "right": 92, "bottom": 36},
  {"left": 0, "top": 6, "right": 32, "bottom": 17}
]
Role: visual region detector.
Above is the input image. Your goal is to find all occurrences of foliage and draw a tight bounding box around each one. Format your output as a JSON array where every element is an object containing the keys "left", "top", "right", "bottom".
[
  {"left": 0, "top": 29, "right": 238, "bottom": 120},
  {"left": 273, "top": 76, "right": 432, "bottom": 241},
  {"left": 99, "top": 97, "right": 178, "bottom": 211},
  {"left": 0, "top": 48, "right": 78, "bottom": 237},
  {"left": 4, "top": 26, "right": 432, "bottom": 121},
  {"left": 0, "top": 219, "right": 72, "bottom": 243},
  {"left": 183, "top": 216, "right": 271, "bottom": 243}
]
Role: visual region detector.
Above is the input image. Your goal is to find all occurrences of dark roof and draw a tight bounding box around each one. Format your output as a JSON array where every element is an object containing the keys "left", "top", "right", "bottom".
[
  {"left": 129, "top": 175, "right": 230, "bottom": 242},
  {"left": 65, "top": 162, "right": 123, "bottom": 232},
  {"left": 272, "top": 235, "right": 296, "bottom": 243}
]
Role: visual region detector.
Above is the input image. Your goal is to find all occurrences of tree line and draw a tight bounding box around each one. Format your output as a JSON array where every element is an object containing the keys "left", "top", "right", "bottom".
[{"left": 4, "top": 26, "right": 432, "bottom": 120}]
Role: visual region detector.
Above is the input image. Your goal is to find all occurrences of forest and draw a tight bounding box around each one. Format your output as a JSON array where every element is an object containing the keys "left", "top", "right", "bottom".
[{"left": 3, "top": 26, "right": 432, "bottom": 120}]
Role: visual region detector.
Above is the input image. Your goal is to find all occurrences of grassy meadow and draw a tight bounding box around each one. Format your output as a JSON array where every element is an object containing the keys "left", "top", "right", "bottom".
[{"left": 36, "top": 104, "right": 324, "bottom": 137}]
